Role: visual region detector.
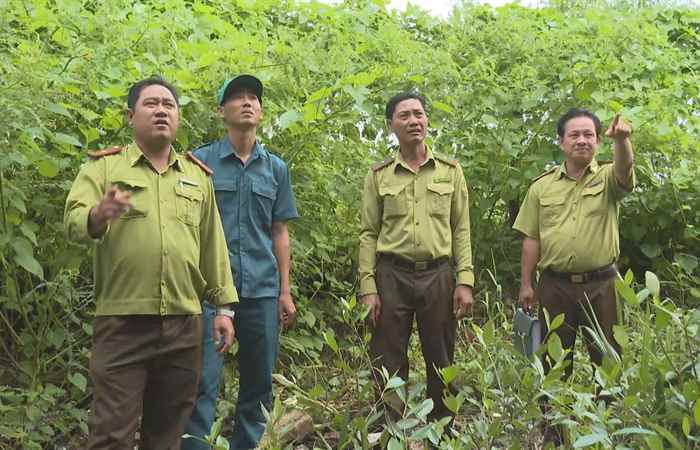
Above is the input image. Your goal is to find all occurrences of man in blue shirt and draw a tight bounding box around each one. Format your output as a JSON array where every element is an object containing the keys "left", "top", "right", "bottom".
[{"left": 183, "top": 75, "right": 299, "bottom": 450}]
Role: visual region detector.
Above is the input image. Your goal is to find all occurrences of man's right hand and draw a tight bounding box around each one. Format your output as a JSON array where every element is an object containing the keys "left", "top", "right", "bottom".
[
  {"left": 88, "top": 185, "right": 132, "bottom": 237},
  {"left": 360, "top": 293, "right": 382, "bottom": 327},
  {"left": 519, "top": 284, "right": 537, "bottom": 314}
]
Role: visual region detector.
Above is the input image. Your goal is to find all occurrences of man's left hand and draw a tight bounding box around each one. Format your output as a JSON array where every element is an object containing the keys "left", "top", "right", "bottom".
[
  {"left": 453, "top": 285, "right": 474, "bottom": 320},
  {"left": 605, "top": 113, "right": 632, "bottom": 142},
  {"left": 278, "top": 292, "right": 296, "bottom": 331},
  {"left": 213, "top": 315, "right": 235, "bottom": 354}
]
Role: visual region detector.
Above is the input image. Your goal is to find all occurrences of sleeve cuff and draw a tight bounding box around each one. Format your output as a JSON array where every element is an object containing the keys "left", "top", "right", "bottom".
[
  {"left": 359, "top": 278, "right": 377, "bottom": 296},
  {"left": 456, "top": 271, "right": 475, "bottom": 287},
  {"left": 209, "top": 285, "right": 239, "bottom": 306}
]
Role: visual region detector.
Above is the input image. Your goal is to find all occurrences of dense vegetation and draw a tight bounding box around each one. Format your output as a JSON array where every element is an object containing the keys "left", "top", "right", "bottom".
[{"left": 1, "top": 0, "right": 699, "bottom": 448}]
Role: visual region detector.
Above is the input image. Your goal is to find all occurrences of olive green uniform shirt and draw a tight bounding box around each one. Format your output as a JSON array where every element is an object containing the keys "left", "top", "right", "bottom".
[
  {"left": 64, "top": 143, "right": 238, "bottom": 316},
  {"left": 359, "top": 147, "right": 474, "bottom": 296},
  {"left": 513, "top": 160, "right": 635, "bottom": 272}
]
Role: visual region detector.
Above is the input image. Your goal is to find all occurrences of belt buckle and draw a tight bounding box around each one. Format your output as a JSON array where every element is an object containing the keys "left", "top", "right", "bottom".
[
  {"left": 415, "top": 261, "right": 428, "bottom": 271},
  {"left": 571, "top": 274, "right": 585, "bottom": 283}
]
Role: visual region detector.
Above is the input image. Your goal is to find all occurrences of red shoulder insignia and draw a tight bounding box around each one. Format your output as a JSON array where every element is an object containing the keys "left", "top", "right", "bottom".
[
  {"left": 532, "top": 166, "right": 557, "bottom": 183},
  {"left": 187, "top": 151, "right": 213, "bottom": 176},
  {"left": 87, "top": 146, "right": 124, "bottom": 159},
  {"left": 372, "top": 157, "right": 393, "bottom": 172}
]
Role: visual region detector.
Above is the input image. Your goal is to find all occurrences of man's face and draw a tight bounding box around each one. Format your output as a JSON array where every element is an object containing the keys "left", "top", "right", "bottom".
[
  {"left": 559, "top": 116, "right": 600, "bottom": 166},
  {"left": 389, "top": 99, "right": 427, "bottom": 146},
  {"left": 127, "top": 84, "right": 179, "bottom": 144},
  {"left": 219, "top": 88, "right": 262, "bottom": 129}
]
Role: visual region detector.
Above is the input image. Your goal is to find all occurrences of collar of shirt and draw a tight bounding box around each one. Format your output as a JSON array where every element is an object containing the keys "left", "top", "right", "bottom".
[
  {"left": 217, "top": 137, "right": 265, "bottom": 166},
  {"left": 556, "top": 159, "right": 600, "bottom": 180},
  {"left": 393, "top": 145, "right": 435, "bottom": 173},
  {"left": 126, "top": 142, "right": 183, "bottom": 172}
]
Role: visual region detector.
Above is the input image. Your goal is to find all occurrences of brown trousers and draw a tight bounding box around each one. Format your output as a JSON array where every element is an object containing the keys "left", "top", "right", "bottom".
[
  {"left": 369, "top": 256, "right": 456, "bottom": 420},
  {"left": 537, "top": 271, "right": 620, "bottom": 382},
  {"left": 86, "top": 315, "right": 202, "bottom": 450}
]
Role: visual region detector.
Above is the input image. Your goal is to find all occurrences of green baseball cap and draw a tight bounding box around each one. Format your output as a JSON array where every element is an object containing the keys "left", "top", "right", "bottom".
[{"left": 217, "top": 74, "right": 263, "bottom": 105}]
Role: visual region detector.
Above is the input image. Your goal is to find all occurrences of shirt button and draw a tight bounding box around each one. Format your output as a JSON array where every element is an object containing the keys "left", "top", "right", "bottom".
[{"left": 415, "top": 222, "right": 419, "bottom": 225}]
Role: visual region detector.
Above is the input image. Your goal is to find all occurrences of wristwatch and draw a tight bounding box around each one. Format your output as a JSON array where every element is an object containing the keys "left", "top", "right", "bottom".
[{"left": 216, "top": 308, "right": 235, "bottom": 319}]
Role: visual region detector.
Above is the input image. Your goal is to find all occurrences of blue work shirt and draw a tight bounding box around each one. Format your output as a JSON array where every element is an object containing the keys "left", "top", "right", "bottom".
[{"left": 194, "top": 138, "right": 299, "bottom": 299}]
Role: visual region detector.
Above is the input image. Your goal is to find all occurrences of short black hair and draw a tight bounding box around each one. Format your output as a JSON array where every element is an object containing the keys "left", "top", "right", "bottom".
[
  {"left": 385, "top": 92, "right": 427, "bottom": 121},
  {"left": 556, "top": 108, "right": 602, "bottom": 137},
  {"left": 127, "top": 76, "right": 179, "bottom": 110}
]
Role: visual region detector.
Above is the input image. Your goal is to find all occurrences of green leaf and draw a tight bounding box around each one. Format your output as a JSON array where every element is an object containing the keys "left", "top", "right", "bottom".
[
  {"left": 645, "top": 271, "right": 660, "bottom": 298},
  {"left": 68, "top": 372, "right": 87, "bottom": 392},
  {"left": 47, "top": 103, "right": 72, "bottom": 118},
  {"left": 396, "top": 418, "right": 419, "bottom": 430},
  {"left": 683, "top": 415, "right": 691, "bottom": 437},
  {"left": 410, "top": 399, "right": 433, "bottom": 419},
  {"left": 386, "top": 376, "right": 405, "bottom": 390},
  {"left": 573, "top": 432, "right": 608, "bottom": 447},
  {"left": 439, "top": 365, "right": 459, "bottom": 384},
  {"left": 37, "top": 159, "right": 59, "bottom": 178},
  {"left": 676, "top": 254, "right": 698, "bottom": 273},
  {"left": 641, "top": 243, "right": 661, "bottom": 258},
  {"left": 613, "top": 325, "right": 629, "bottom": 349},
  {"left": 611, "top": 427, "right": 655, "bottom": 436},
  {"left": 387, "top": 437, "right": 402, "bottom": 450},
  {"left": 615, "top": 278, "right": 639, "bottom": 306},
  {"left": 547, "top": 333, "right": 563, "bottom": 362},
  {"left": 694, "top": 400, "right": 700, "bottom": 426},
  {"left": 550, "top": 313, "right": 565, "bottom": 331},
  {"left": 12, "top": 238, "right": 44, "bottom": 279},
  {"left": 53, "top": 132, "right": 84, "bottom": 147},
  {"left": 322, "top": 331, "right": 338, "bottom": 353},
  {"left": 279, "top": 110, "right": 303, "bottom": 130}
]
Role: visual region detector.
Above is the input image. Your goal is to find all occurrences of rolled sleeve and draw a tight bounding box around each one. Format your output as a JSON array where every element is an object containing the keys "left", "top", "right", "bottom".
[
  {"left": 64, "top": 159, "right": 106, "bottom": 243},
  {"left": 272, "top": 163, "right": 299, "bottom": 222},
  {"left": 513, "top": 187, "right": 540, "bottom": 239},
  {"left": 450, "top": 167, "right": 474, "bottom": 287},
  {"left": 359, "top": 170, "right": 381, "bottom": 296},
  {"left": 199, "top": 177, "right": 239, "bottom": 305}
]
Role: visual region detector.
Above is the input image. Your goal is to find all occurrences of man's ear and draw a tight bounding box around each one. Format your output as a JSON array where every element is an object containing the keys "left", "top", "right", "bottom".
[{"left": 126, "top": 109, "right": 134, "bottom": 127}]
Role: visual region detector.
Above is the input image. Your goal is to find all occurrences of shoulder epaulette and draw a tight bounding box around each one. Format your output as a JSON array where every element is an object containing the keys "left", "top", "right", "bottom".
[
  {"left": 87, "top": 146, "right": 124, "bottom": 159},
  {"left": 532, "top": 166, "right": 558, "bottom": 183},
  {"left": 193, "top": 141, "right": 214, "bottom": 152},
  {"left": 434, "top": 154, "right": 458, "bottom": 167},
  {"left": 372, "top": 157, "right": 393, "bottom": 172},
  {"left": 187, "top": 151, "right": 213, "bottom": 176}
]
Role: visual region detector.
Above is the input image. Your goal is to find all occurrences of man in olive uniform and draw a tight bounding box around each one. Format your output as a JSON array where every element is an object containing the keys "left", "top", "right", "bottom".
[
  {"left": 513, "top": 108, "right": 634, "bottom": 444},
  {"left": 359, "top": 92, "right": 474, "bottom": 421},
  {"left": 64, "top": 77, "right": 238, "bottom": 450}
]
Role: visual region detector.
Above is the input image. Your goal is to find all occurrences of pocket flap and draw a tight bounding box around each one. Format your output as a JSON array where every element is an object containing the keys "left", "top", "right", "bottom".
[
  {"left": 252, "top": 182, "right": 276, "bottom": 200},
  {"left": 427, "top": 183, "right": 454, "bottom": 196},
  {"left": 583, "top": 182, "right": 605, "bottom": 196},
  {"left": 539, "top": 195, "right": 566, "bottom": 207},
  {"left": 213, "top": 179, "right": 237, "bottom": 192},
  {"left": 113, "top": 179, "right": 147, "bottom": 191},
  {"left": 378, "top": 183, "right": 406, "bottom": 197},
  {"left": 175, "top": 184, "right": 203, "bottom": 201}
]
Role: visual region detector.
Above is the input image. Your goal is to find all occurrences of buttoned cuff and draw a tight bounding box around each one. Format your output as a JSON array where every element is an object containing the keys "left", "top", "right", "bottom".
[
  {"left": 359, "top": 278, "right": 377, "bottom": 297},
  {"left": 68, "top": 208, "right": 109, "bottom": 243},
  {"left": 456, "top": 271, "right": 475, "bottom": 287},
  {"left": 208, "top": 285, "right": 239, "bottom": 306}
]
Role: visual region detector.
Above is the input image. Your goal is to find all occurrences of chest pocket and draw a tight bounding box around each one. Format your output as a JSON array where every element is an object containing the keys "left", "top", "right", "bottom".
[
  {"left": 379, "top": 183, "right": 408, "bottom": 219},
  {"left": 427, "top": 182, "right": 454, "bottom": 216},
  {"left": 113, "top": 179, "right": 148, "bottom": 220},
  {"left": 175, "top": 184, "right": 204, "bottom": 227},
  {"left": 539, "top": 195, "right": 566, "bottom": 227},
  {"left": 251, "top": 181, "right": 276, "bottom": 225},
  {"left": 214, "top": 178, "right": 238, "bottom": 217},
  {"left": 582, "top": 182, "right": 606, "bottom": 217}
]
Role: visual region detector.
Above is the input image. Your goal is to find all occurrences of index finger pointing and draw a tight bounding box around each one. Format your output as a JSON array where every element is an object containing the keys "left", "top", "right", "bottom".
[{"left": 612, "top": 113, "right": 620, "bottom": 129}]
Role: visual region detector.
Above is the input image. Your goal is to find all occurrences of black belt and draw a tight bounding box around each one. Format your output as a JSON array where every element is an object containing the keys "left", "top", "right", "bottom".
[
  {"left": 380, "top": 254, "right": 449, "bottom": 272},
  {"left": 545, "top": 264, "right": 618, "bottom": 284}
]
